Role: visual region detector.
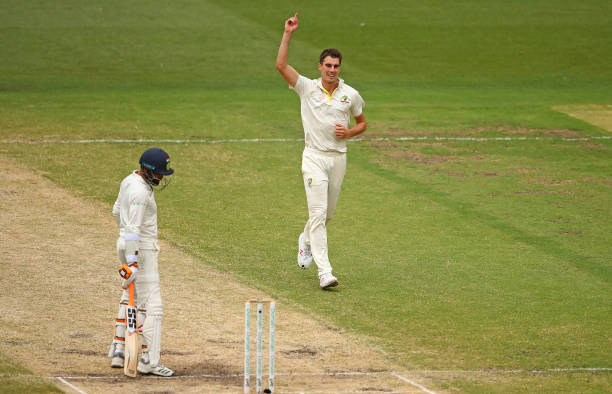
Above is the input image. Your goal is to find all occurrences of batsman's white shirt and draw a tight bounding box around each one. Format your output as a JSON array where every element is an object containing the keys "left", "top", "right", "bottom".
[
  {"left": 291, "top": 75, "right": 365, "bottom": 153},
  {"left": 112, "top": 171, "right": 165, "bottom": 367},
  {"left": 112, "top": 171, "right": 158, "bottom": 248}
]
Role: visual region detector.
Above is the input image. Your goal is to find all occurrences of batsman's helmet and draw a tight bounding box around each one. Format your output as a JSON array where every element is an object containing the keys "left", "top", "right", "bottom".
[
  {"left": 139, "top": 148, "right": 174, "bottom": 175},
  {"left": 139, "top": 148, "right": 174, "bottom": 190}
]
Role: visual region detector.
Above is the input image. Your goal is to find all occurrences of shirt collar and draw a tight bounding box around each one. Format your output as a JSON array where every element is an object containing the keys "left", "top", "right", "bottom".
[
  {"left": 316, "top": 77, "right": 344, "bottom": 92},
  {"left": 132, "top": 170, "right": 149, "bottom": 186}
]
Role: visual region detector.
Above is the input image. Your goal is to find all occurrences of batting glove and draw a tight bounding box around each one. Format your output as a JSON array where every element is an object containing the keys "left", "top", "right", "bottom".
[{"left": 119, "top": 263, "right": 139, "bottom": 289}]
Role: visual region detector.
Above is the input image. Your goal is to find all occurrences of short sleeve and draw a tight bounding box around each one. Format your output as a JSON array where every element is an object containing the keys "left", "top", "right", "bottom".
[
  {"left": 351, "top": 92, "right": 365, "bottom": 117},
  {"left": 290, "top": 75, "right": 310, "bottom": 97}
]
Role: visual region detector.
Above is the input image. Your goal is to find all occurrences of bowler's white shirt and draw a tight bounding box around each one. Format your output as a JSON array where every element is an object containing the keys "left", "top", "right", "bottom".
[
  {"left": 291, "top": 75, "right": 365, "bottom": 153},
  {"left": 112, "top": 171, "right": 158, "bottom": 248}
]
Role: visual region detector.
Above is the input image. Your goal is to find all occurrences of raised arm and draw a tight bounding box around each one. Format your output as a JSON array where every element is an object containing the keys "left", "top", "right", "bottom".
[{"left": 276, "top": 13, "right": 300, "bottom": 87}]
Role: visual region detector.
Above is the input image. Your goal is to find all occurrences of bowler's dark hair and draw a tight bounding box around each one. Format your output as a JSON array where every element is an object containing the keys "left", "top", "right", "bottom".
[{"left": 319, "top": 48, "right": 342, "bottom": 65}]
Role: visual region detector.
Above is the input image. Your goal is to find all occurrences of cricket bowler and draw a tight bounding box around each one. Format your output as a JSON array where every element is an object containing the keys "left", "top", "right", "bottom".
[{"left": 276, "top": 13, "right": 367, "bottom": 289}]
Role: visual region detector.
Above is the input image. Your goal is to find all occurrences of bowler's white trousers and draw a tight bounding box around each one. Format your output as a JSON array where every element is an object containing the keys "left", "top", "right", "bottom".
[
  {"left": 117, "top": 238, "right": 164, "bottom": 367},
  {"left": 301, "top": 147, "right": 346, "bottom": 276}
]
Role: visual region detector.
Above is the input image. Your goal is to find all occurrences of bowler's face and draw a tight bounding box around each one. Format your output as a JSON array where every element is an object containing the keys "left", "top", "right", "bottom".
[{"left": 318, "top": 56, "right": 341, "bottom": 86}]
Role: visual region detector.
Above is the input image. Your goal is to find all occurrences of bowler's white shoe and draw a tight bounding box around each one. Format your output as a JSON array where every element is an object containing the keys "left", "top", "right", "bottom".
[
  {"left": 137, "top": 360, "right": 175, "bottom": 377},
  {"left": 319, "top": 273, "right": 338, "bottom": 289},
  {"left": 297, "top": 232, "right": 313, "bottom": 269},
  {"left": 110, "top": 352, "right": 124, "bottom": 368}
]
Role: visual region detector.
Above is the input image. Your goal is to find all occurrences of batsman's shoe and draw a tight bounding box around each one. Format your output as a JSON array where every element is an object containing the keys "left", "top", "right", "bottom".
[
  {"left": 137, "top": 360, "right": 175, "bottom": 377},
  {"left": 110, "top": 352, "right": 124, "bottom": 368},
  {"left": 297, "top": 232, "right": 313, "bottom": 269},
  {"left": 319, "top": 273, "right": 338, "bottom": 289}
]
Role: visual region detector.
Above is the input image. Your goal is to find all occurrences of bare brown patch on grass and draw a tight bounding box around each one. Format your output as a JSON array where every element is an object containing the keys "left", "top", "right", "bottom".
[
  {"left": 0, "top": 155, "right": 438, "bottom": 393},
  {"left": 515, "top": 168, "right": 539, "bottom": 174},
  {"left": 529, "top": 178, "right": 577, "bottom": 186},
  {"left": 381, "top": 149, "right": 453, "bottom": 164},
  {"left": 369, "top": 141, "right": 459, "bottom": 165},
  {"left": 514, "top": 190, "right": 575, "bottom": 195},
  {"left": 582, "top": 177, "right": 612, "bottom": 185},
  {"left": 500, "top": 127, "right": 580, "bottom": 137},
  {"left": 584, "top": 144, "right": 607, "bottom": 151}
]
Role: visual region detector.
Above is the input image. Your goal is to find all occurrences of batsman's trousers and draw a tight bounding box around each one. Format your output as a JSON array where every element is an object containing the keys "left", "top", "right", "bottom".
[{"left": 117, "top": 238, "right": 164, "bottom": 367}]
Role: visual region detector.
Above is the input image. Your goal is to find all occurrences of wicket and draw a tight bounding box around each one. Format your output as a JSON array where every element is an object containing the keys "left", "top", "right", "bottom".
[{"left": 244, "top": 299, "right": 275, "bottom": 393}]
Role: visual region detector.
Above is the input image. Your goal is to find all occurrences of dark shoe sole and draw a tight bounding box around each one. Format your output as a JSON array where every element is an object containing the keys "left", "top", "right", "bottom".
[{"left": 320, "top": 280, "right": 338, "bottom": 289}]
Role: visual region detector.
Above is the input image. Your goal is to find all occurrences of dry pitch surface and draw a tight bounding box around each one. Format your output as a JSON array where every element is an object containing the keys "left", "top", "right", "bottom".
[
  {"left": 0, "top": 154, "right": 439, "bottom": 393},
  {"left": 554, "top": 105, "right": 612, "bottom": 132}
]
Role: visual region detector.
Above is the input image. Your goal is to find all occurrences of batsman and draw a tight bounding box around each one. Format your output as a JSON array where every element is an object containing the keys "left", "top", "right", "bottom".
[{"left": 107, "top": 148, "right": 175, "bottom": 377}]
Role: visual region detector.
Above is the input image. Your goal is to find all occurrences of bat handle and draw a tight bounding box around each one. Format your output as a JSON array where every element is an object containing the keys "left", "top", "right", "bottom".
[{"left": 128, "top": 282, "right": 135, "bottom": 306}]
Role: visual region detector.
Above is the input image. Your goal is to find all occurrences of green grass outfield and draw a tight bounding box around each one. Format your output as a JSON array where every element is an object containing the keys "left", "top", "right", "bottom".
[{"left": 1, "top": 0, "right": 611, "bottom": 392}]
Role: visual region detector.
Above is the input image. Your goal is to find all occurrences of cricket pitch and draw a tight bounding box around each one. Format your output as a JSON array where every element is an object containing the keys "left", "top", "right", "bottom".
[{"left": 0, "top": 154, "right": 438, "bottom": 393}]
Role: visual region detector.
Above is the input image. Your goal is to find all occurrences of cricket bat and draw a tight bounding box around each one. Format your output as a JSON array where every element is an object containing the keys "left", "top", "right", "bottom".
[{"left": 124, "top": 282, "right": 139, "bottom": 377}]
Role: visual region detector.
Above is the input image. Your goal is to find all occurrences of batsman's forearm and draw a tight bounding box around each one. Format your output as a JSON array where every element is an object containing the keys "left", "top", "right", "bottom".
[{"left": 112, "top": 199, "right": 120, "bottom": 225}]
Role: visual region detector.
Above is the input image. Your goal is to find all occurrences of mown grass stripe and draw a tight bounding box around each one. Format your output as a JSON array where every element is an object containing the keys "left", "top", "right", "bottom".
[
  {"left": 0, "top": 136, "right": 610, "bottom": 145},
  {"left": 352, "top": 148, "right": 611, "bottom": 283}
]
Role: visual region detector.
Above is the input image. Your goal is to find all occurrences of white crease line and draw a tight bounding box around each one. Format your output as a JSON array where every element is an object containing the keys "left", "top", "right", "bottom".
[
  {"left": 56, "top": 377, "right": 88, "bottom": 394},
  {"left": 418, "top": 367, "right": 612, "bottom": 374},
  {"left": 53, "top": 367, "right": 612, "bottom": 380},
  {"left": 56, "top": 373, "right": 240, "bottom": 380},
  {"left": 56, "top": 370, "right": 436, "bottom": 393},
  {"left": 0, "top": 136, "right": 610, "bottom": 145},
  {"left": 281, "top": 390, "right": 411, "bottom": 394},
  {"left": 392, "top": 372, "right": 437, "bottom": 394},
  {"left": 0, "top": 138, "right": 303, "bottom": 144},
  {"left": 57, "top": 371, "right": 388, "bottom": 380},
  {"left": 50, "top": 368, "right": 612, "bottom": 394}
]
